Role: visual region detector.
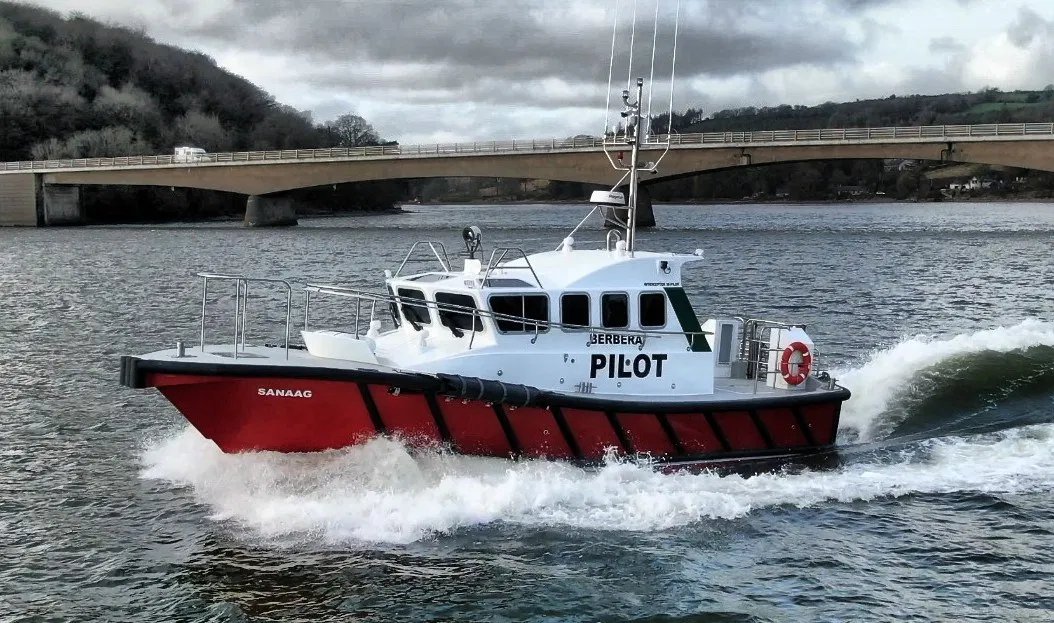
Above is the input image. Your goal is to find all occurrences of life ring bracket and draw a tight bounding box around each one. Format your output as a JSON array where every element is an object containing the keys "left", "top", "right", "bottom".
[{"left": 778, "top": 341, "right": 813, "bottom": 386}]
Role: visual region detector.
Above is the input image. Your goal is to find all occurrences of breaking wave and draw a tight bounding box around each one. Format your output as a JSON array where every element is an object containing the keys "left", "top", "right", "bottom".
[
  {"left": 836, "top": 319, "right": 1054, "bottom": 441},
  {"left": 141, "top": 422, "right": 1054, "bottom": 545},
  {"left": 138, "top": 319, "right": 1054, "bottom": 545}
]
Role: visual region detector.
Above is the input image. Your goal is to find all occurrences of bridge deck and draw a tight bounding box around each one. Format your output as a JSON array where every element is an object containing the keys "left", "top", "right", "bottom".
[{"left": 3, "top": 122, "right": 1054, "bottom": 175}]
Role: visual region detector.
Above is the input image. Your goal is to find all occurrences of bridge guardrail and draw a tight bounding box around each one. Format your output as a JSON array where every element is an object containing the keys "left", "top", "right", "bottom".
[{"left": 4, "top": 122, "right": 1054, "bottom": 172}]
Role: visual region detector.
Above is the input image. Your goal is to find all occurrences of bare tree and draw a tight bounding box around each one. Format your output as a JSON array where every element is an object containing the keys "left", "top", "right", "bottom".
[{"left": 322, "top": 114, "right": 380, "bottom": 147}]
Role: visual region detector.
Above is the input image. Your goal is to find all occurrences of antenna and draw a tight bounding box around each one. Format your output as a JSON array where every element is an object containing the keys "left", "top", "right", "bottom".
[{"left": 599, "top": 0, "right": 681, "bottom": 255}]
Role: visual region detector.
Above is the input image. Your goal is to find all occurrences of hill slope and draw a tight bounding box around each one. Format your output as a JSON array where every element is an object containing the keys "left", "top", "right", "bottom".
[
  {"left": 661, "top": 88, "right": 1054, "bottom": 134},
  {"left": 0, "top": 2, "right": 397, "bottom": 221}
]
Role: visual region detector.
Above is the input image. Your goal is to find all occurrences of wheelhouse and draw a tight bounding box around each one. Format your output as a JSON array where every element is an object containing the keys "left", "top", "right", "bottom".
[{"left": 377, "top": 237, "right": 706, "bottom": 351}]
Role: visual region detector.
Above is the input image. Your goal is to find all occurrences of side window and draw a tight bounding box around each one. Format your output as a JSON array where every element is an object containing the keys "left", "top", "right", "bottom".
[
  {"left": 561, "top": 293, "right": 590, "bottom": 329},
  {"left": 639, "top": 292, "right": 666, "bottom": 328},
  {"left": 490, "top": 295, "right": 549, "bottom": 333},
  {"left": 435, "top": 292, "right": 483, "bottom": 336},
  {"left": 601, "top": 293, "right": 629, "bottom": 328},
  {"left": 397, "top": 288, "right": 431, "bottom": 326}
]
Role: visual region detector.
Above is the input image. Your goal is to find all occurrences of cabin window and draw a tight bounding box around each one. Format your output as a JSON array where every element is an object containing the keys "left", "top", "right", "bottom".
[
  {"left": 435, "top": 292, "right": 483, "bottom": 336},
  {"left": 385, "top": 285, "right": 401, "bottom": 328},
  {"left": 601, "top": 293, "right": 629, "bottom": 328},
  {"left": 397, "top": 288, "right": 431, "bottom": 327},
  {"left": 639, "top": 292, "right": 666, "bottom": 328},
  {"left": 561, "top": 293, "right": 590, "bottom": 329},
  {"left": 489, "top": 294, "right": 549, "bottom": 333}
]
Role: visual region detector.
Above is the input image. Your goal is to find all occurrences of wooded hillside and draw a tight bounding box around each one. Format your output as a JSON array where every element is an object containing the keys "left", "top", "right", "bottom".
[
  {"left": 0, "top": 2, "right": 397, "bottom": 221},
  {"left": 658, "top": 87, "right": 1054, "bottom": 134}
]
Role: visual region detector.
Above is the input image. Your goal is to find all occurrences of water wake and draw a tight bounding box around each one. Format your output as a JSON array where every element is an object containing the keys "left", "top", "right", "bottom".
[
  {"left": 141, "top": 422, "right": 1054, "bottom": 545},
  {"left": 837, "top": 319, "right": 1054, "bottom": 441}
]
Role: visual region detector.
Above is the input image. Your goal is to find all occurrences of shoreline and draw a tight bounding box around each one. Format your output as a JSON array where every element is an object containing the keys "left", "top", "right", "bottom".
[{"left": 406, "top": 195, "right": 1054, "bottom": 206}]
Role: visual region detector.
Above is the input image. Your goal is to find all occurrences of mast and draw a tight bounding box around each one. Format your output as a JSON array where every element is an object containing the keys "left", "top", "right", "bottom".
[
  {"left": 624, "top": 76, "right": 644, "bottom": 255},
  {"left": 593, "top": 1, "right": 680, "bottom": 254}
]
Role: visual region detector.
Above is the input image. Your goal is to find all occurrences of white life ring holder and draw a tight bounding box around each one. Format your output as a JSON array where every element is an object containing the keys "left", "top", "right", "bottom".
[{"left": 779, "top": 341, "right": 813, "bottom": 386}]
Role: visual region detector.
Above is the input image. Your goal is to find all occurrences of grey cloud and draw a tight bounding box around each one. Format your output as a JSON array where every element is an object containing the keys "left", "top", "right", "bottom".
[
  {"left": 929, "top": 36, "right": 964, "bottom": 54},
  {"left": 1008, "top": 6, "right": 1047, "bottom": 47},
  {"left": 182, "top": 1, "right": 858, "bottom": 79},
  {"left": 826, "top": 0, "right": 904, "bottom": 9},
  {"left": 167, "top": 0, "right": 859, "bottom": 112}
]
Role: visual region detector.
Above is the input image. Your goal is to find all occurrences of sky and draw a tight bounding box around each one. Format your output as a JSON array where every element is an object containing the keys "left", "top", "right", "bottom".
[{"left": 21, "top": 0, "right": 1054, "bottom": 144}]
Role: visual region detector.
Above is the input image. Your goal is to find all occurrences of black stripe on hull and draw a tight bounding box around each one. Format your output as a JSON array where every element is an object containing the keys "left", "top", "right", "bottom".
[
  {"left": 550, "top": 406, "right": 583, "bottom": 460},
  {"left": 655, "top": 413, "right": 685, "bottom": 455},
  {"left": 606, "top": 411, "right": 634, "bottom": 453},
  {"left": 747, "top": 410, "right": 776, "bottom": 450},
  {"left": 703, "top": 411, "right": 732, "bottom": 452},
  {"left": 491, "top": 404, "right": 522, "bottom": 456},
  {"left": 357, "top": 382, "right": 386, "bottom": 434},
  {"left": 423, "top": 393, "right": 452, "bottom": 443}
]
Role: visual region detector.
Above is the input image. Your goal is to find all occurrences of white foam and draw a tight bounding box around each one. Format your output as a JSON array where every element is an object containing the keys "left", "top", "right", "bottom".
[
  {"left": 836, "top": 319, "right": 1054, "bottom": 441},
  {"left": 141, "top": 422, "right": 1054, "bottom": 545}
]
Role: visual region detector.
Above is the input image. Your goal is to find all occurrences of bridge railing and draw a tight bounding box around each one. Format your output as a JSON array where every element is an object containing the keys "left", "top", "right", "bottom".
[
  {"left": 650, "top": 122, "right": 1054, "bottom": 145},
  {"left": 4, "top": 122, "right": 1054, "bottom": 172}
]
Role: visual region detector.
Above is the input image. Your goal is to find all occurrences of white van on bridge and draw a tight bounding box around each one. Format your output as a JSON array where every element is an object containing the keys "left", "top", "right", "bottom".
[{"left": 173, "top": 146, "right": 208, "bottom": 163}]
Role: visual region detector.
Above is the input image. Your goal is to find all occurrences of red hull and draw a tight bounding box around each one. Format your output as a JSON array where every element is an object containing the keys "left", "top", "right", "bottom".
[{"left": 138, "top": 369, "right": 844, "bottom": 463}]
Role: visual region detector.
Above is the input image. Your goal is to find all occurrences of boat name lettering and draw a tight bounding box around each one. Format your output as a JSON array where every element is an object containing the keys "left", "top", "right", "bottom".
[
  {"left": 643, "top": 281, "right": 679, "bottom": 287},
  {"left": 258, "top": 388, "right": 313, "bottom": 398},
  {"left": 589, "top": 333, "right": 645, "bottom": 346},
  {"left": 589, "top": 353, "right": 668, "bottom": 379}
]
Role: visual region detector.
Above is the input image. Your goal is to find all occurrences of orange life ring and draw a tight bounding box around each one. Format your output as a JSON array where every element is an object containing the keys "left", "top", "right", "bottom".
[{"left": 779, "top": 341, "right": 812, "bottom": 385}]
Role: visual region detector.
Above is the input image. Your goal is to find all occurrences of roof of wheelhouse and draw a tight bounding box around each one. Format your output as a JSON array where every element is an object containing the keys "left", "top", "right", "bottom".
[{"left": 391, "top": 247, "right": 703, "bottom": 292}]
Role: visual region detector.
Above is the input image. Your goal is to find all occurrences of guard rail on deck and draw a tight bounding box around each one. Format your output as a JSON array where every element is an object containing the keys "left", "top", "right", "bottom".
[{"left": 4, "top": 122, "right": 1054, "bottom": 172}]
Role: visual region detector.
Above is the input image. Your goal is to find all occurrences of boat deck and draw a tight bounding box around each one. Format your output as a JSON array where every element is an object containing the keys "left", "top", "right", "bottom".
[{"left": 135, "top": 344, "right": 842, "bottom": 403}]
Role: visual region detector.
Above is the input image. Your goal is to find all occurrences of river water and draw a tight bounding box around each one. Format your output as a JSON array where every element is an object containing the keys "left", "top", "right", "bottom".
[{"left": 1, "top": 202, "right": 1052, "bottom": 622}]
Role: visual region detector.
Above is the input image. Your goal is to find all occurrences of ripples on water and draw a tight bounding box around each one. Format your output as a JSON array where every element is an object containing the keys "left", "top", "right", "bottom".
[{"left": 1, "top": 202, "right": 1052, "bottom": 621}]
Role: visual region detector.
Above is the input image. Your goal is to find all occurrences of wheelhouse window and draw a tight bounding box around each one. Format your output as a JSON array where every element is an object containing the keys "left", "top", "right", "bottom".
[
  {"left": 639, "top": 292, "right": 666, "bottom": 328},
  {"left": 435, "top": 292, "right": 483, "bottom": 336},
  {"left": 561, "top": 293, "right": 590, "bottom": 329},
  {"left": 601, "top": 293, "right": 629, "bottom": 328},
  {"left": 489, "top": 294, "right": 549, "bottom": 333},
  {"left": 397, "top": 288, "right": 431, "bottom": 327}
]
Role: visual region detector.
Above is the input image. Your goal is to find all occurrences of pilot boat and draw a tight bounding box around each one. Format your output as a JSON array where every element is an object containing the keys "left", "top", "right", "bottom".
[{"left": 120, "top": 78, "right": 850, "bottom": 465}]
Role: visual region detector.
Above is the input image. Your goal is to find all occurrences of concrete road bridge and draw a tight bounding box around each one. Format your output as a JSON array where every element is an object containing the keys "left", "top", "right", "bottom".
[{"left": 3, "top": 122, "right": 1054, "bottom": 226}]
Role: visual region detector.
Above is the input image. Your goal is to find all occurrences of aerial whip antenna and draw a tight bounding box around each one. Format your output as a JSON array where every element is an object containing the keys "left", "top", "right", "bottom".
[
  {"left": 626, "top": 0, "right": 638, "bottom": 92},
  {"left": 645, "top": 0, "right": 660, "bottom": 140},
  {"left": 667, "top": 0, "right": 680, "bottom": 137},
  {"left": 604, "top": 0, "right": 620, "bottom": 135}
]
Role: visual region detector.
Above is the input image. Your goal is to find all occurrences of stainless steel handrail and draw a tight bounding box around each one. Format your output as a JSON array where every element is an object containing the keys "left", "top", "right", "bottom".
[
  {"left": 198, "top": 273, "right": 292, "bottom": 359},
  {"left": 735, "top": 317, "right": 830, "bottom": 394},
  {"left": 480, "top": 247, "right": 544, "bottom": 288},
  {"left": 394, "top": 241, "right": 450, "bottom": 277},
  {"left": 5, "top": 122, "right": 1054, "bottom": 172}
]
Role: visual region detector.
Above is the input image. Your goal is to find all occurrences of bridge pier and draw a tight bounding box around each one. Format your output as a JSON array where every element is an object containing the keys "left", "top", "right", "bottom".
[
  {"left": 0, "top": 173, "right": 40, "bottom": 226},
  {"left": 42, "top": 184, "right": 83, "bottom": 226},
  {"left": 602, "top": 185, "right": 656, "bottom": 229},
  {"left": 244, "top": 194, "right": 297, "bottom": 227}
]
